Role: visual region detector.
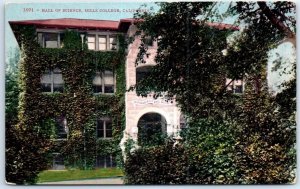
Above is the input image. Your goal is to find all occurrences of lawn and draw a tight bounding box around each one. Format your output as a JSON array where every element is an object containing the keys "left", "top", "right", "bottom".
[{"left": 37, "top": 168, "right": 124, "bottom": 183}]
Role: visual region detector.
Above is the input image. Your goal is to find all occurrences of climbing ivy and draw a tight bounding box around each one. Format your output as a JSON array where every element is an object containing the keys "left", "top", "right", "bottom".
[{"left": 8, "top": 24, "right": 127, "bottom": 183}]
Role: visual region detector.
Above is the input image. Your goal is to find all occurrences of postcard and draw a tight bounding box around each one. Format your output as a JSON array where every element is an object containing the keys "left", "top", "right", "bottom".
[{"left": 5, "top": 0, "right": 296, "bottom": 185}]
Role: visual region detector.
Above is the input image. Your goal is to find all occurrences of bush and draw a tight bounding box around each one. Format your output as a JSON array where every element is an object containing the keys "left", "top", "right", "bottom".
[
  {"left": 124, "top": 141, "right": 189, "bottom": 184},
  {"left": 124, "top": 119, "right": 239, "bottom": 184}
]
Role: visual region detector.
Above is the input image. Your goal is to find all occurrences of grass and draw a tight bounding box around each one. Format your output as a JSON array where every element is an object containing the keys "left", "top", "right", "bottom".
[{"left": 37, "top": 168, "right": 124, "bottom": 183}]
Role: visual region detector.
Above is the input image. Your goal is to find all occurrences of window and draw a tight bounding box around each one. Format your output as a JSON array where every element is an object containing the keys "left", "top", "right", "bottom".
[
  {"left": 92, "top": 70, "right": 115, "bottom": 94},
  {"left": 95, "top": 154, "right": 116, "bottom": 168},
  {"left": 226, "top": 78, "right": 243, "bottom": 94},
  {"left": 87, "top": 34, "right": 117, "bottom": 51},
  {"left": 55, "top": 115, "right": 68, "bottom": 139},
  {"left": 98, "top": 35, "right": 107, "bottom": 50},
  {"left": 136, "top": 66, "right": 153, "bottom": 84},
  {"left": 144, "top": 36, "right": 154, "bottom": 47},
  {"left": 109, "top": 36, "right": 117, "bottom": 50},
  {"left": 41, "top": 68, "right": 64, "bottom": 93},
  {"left": 179, "top": 114, "right": 187, "bottom": 129},
  {"left": 97, "top": 118, "right": 112, "bottom": 138},
  {"left": 52, "top": 153, "right": 65, "bottom": 170},
  {"left": 87, "top": 35, "right": 96, "bottom": 50},
  {"left": 37, "top": 32, "right": 63, "bottom": 48}
]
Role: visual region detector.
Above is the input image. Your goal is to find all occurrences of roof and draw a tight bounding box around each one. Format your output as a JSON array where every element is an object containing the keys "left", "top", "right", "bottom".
[
  {"left": 9, "top": 18, "right": 239, "bottom": 31},
  {"left": 207, "top": 22, "right": 239, "bottom": 31},
  {"left": 9, "top": 18, "right": 122, "bottom": 31}
]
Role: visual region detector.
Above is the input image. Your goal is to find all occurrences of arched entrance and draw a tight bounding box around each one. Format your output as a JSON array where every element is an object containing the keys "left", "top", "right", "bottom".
[{"left": 137, "top": 112, "right": 167, "bottom": 147}]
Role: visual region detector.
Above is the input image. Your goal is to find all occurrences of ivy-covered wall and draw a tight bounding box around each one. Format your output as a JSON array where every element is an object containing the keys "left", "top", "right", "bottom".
[{"left": 12, "top": 25, "right": 126, "bottom": 169}]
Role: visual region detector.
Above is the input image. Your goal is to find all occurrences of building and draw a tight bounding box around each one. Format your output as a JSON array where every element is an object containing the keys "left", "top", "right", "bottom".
[{"left": 9, "top": 18, "right": 241, "bottom": 169}]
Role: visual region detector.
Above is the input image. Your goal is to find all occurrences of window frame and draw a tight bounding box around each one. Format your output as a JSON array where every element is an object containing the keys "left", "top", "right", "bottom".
[
  {"left": 41, "top": 68, "right": 64, "bottom": 93},
  {"left": 226, "top": 79, "right": 244, "bottom": 94},
  {"left": 86, "top": 33, "right": 118, "bottom": 51},
  {"left": 96, "top": 117, "right": 113, "bottom": 139},
  {"left": 92, "top": 70, "right": 116, "bottom": 94},
  {"left": 37, "top": 32, "right": 63, "bottom": 48},
  {"left": 95, "top": 154, "right": 116, "bottom": 168},
  {"left": 36, "top": 29, "right": 119, "bottom": 51}
]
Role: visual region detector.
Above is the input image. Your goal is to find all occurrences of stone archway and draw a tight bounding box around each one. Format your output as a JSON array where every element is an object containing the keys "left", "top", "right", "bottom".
[{"left": 137, "top": 112, "right": 167, "bottom": 147}]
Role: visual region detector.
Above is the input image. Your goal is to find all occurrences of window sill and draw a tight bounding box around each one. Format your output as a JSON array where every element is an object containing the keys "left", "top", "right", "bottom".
[
  {"left": 94, "top": 93, "right": 115, "bottom": 96},
  {"left": 97, "top": 137, "right": 113, "bottom": 140},
  {"left": 51, "top": 138, "right": 68, "bottom": 141}
]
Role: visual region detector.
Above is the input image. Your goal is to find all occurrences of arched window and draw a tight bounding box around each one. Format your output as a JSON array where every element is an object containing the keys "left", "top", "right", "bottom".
[{"left": 41, "top": 68, "right": 64, "bottom": 93}]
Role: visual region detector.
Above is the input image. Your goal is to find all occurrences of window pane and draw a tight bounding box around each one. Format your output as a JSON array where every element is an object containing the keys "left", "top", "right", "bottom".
[
  {"left": 41, "top": 73, "right": 52, "bottom": 83},
  {"left": 44, "top": 33, "right": 58, "bottom": 48},
  {"left": 53, "top": 84, "right": 64, "bottom": 92},
  {"left": 55, "top": 116, "right": 67, "bottom": 139},
  {"left": 93, "top": 72, "right": 102, "bottom": 85},
  {"left": 227, "top": 85, "right": 233, "bottom": 91},
  {"left": 53, "top": 154, "right": 65, "bottom": 170},
  {"left": 104, "top": 86, "right": 114, "bottom": 93},
  {"left": 88, "top": 36, "right": 96, "bottom": 43},
  {"left": 45, "top": 41, "right": 58, "bottom": 48},
  {"left": 99, "top": 36, "right": 106, "bottom": 43},
  {"left": 99, "top": 44, "right": 106, "bottom": 51},
  {"left": 37, "top": 33, "right": 43, "bottom": 47},
  {"left": 97, "top": 120, "right": 104, "bottom": 138},
  {"left": 109, "top": 37, "right": 116, "bottom": 44},
  {"left": 109, "top": 36, "right": 117, "bottom": 50},
  {"left": 41, "top": 83, "right": 51, "bottom": 92},
  {"left": 106, "top": 121, "right": 112, "bottom": 138},
  {"left": 104, "top": 71, "right": 114, "bottom": 85},
  {"left": 93, "top": 85, "right": 102, "bottom": 93},
  {"left": 111, "top": 155, "right": 117, "bottom": 167},
  {"left": 144, "top": 36, "right": 153, "bottom": 46},
  {"left": 60, "top": 33, "right": 65, "bottom": 48},
  {"left": 88, "top": 43, "right": 95, "bottom": 50},
  {"left": 53, "top": 73, "right": 64, "bottom": 84},
  {"left": 105, "top": 156, "right": 112, "bottom": 167},
  {"left": 235, "top": 85, "right": 243, "bottom": 93},
  {"left": 96, "top": 156, "right": 105, "bottom": 168}
]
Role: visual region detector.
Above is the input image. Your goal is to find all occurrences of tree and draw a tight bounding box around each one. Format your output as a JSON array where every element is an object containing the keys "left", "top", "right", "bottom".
[{"left": 131, "top": 1, "right": 296, "bottom": 184}]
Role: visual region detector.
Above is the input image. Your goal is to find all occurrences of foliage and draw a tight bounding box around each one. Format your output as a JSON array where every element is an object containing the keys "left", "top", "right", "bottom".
[
  {"left": 182, "top": 119, "right": 238, "bottom": 184},
  {"left": 37, "top": 168, "right": 123, "bottom": 183},
  {"left": 6, "top": 25, "right": 127, "bottom": 184},
  {"left": 125, "top": 119, "right": 238, "bottom": 184},
  {"left": 124, "top": 141, "right": 189, "bottom": 184},
  {"left": 130, "top": 1, "right": 296, "bottom": 184}
]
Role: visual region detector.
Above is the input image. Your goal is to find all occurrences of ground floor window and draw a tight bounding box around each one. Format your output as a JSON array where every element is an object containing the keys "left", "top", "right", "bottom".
[
  {"left": 52, "top": 153, "right": 65, "bottom": 170},
  {"left": 95, "top": 154, "right": 117, "bottom": 168}
]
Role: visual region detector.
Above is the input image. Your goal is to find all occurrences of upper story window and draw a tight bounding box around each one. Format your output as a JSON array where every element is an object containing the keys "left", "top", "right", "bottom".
[
  {"left": 226, "top": 78, "right": 243, "bottom": 94},
  {"left": 38, "top": 32, "right": 64, "bottom": 48},
  {"left": 136, "top": 66, "right": 153, "bottom": 85},
  {"left": 87, "top": 34, "right": 117, "bottom": 51},
  {"left": 87, "top": 35, "right": 96, "bottom": 50},
  {"left": 41, "top": 68, "right": 64, "bottom": 93},
  {"left": 93, "top": 70, "right": 115, "bottom": 94},
  {"left": 144, "top": 36, "right": 154, "bottom": 47},
  {"left": 97, "top": 118, "right": 112, "bottom": 138}
]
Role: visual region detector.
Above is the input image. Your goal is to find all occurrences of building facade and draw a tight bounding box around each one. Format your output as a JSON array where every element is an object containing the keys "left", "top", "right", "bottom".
[
  {"left": 9, "top": 18, "right": 242, "bottom": 169},
  {"left": 9, "top": 18, "right": 187, "bottom": 170}
]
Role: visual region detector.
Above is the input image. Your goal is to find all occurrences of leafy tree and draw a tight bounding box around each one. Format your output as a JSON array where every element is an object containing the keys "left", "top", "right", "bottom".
[{"left": 130, "top": 1, "right": 296, "bottom": 184}]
